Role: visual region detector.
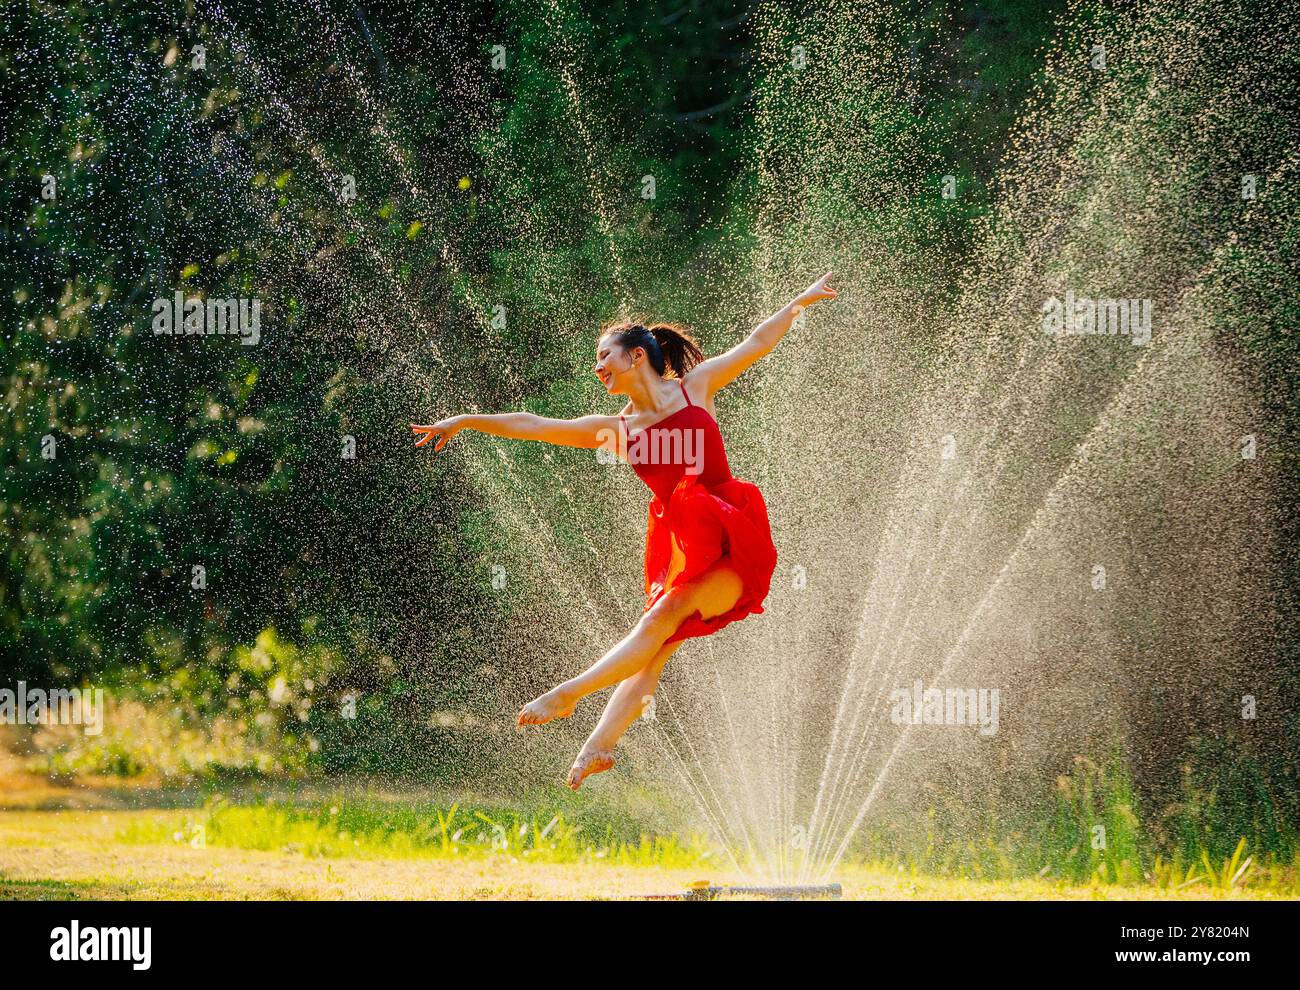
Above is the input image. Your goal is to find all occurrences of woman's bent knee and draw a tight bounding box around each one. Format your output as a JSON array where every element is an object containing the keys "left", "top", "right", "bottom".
[{"left": 644, "top": 566, "right": 742, "bottom": 633}]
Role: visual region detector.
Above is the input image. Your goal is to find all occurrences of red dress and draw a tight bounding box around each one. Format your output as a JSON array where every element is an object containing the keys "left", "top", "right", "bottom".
[{"left": 621, "top": 380, "right": 778, "bottom": 644}]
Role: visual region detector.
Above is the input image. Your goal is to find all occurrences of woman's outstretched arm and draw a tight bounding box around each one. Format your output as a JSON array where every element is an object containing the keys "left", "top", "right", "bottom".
[
  {"left": 411, "top": 412, "right": 618, "bottom": 452},
  {"left": 689, "top": 271, "right": 837, "bottom": 396}
]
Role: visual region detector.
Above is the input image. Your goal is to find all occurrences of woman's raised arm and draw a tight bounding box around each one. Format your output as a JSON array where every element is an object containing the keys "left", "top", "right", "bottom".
[
  {"left": 412, "top": 412, "right": 618, "bottom": 452},
  {"left": 688, "top": 271, "right": 837, "bottom": 396}
]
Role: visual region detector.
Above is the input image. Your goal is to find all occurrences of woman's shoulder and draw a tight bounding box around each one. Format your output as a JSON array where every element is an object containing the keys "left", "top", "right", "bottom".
[
  {"left": 679, "top": 370, "right": 711, "bottom": 404},
  {"left": 678, "top": 372, "right": 718, "bottom": 420}
]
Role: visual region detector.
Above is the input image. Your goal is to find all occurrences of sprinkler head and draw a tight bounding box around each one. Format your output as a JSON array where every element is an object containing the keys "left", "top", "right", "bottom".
[
  {"left": 685, "top": 879, "right": 717, "bottom": 901},
  {"left": 635, "top": 881, "right": 843, "bottom": 901}
]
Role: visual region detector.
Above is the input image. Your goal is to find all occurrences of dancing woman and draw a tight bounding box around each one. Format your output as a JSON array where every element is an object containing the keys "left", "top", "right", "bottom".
[{"left": 412, "top": 272, "right": 837, "bottom": 788}]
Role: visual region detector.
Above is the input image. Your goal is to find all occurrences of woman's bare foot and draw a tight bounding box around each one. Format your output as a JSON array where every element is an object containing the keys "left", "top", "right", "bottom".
[
  {"left": 566, "top": 749, "right": 615, "bottom": 790},
  {"left": 516, "top": 686, "right": 577, "bottom": 727}
]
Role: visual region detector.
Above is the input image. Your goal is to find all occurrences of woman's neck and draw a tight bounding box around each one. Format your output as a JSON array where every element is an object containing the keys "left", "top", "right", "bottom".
[{"left": 624, "top": 375, "right": 678, "bottom": 415}]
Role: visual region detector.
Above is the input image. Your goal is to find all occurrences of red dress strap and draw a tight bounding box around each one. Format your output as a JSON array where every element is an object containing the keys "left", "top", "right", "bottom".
[{"left": 678, "top": 379, "right": 693, "bottom": 407}]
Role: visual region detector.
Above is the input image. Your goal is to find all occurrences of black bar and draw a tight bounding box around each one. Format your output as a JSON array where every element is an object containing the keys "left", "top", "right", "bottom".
[{"left": 0, "top": 900, "right": 1289, "bottom": 976}]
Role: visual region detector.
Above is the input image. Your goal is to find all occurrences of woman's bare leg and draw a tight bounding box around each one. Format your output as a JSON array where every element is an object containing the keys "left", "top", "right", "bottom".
[
  {"left": 517, "top": 563, "right": 742, "bottom": 726},
  {"left": 566, "top": 640, "right": 682, "bottom": 789}
]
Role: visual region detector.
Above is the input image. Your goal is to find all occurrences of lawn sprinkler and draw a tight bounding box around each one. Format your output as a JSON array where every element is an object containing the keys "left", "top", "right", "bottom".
[{"left": 636, "top": 880, "right": 843, "bottom": 901}]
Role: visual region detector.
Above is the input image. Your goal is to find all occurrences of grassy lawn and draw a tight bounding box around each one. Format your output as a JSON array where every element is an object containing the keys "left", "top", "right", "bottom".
[
  {"left": 0, "top": 804, "right": 1290, "bottom": 901},
  {"left": 1, "top": 744, "right": 1292, "bottom": 901}
]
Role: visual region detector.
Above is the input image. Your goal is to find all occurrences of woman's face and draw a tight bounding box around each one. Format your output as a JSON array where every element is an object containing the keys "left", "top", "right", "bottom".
[{"left": 594, "top": 334, "right": 639, "bottom": 394}]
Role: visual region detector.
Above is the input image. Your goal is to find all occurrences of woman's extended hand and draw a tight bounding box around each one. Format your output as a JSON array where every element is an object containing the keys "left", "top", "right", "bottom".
[
  {"left": 411, "top": 416, "right": 465, "bottom": 451},
  {"left": 795, "top": 271, "right": 837, "bottom": 309}
]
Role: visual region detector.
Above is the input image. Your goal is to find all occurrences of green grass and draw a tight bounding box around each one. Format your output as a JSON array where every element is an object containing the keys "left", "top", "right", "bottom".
[
  {"left": 108, "top": 783, "right": 1300, "bottom": 896},
  {"left": 117, "top": 796, "right": 715, "bottom": 869},
  {"left": 3, "top": 803, "right": 1290, "bottom": 900},
  {"left": 23, "top": 725, "right": 1300, "bottom": 895}
]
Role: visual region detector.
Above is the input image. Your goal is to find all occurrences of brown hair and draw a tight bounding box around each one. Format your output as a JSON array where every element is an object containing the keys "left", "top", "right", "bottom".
[{"left": 599, "top": 319, "right": 705, "bottom": 379}]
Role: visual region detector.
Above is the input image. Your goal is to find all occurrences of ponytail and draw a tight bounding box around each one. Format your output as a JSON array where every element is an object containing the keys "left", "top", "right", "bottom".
[{"left": 600, "top": 319, "right": 705, "bottom": 379}]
